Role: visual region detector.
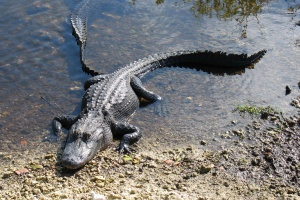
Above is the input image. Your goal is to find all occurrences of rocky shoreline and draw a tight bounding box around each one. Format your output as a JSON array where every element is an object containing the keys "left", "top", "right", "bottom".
[{"left": 1, "top": 97, "right": 300, "bottom": 199}]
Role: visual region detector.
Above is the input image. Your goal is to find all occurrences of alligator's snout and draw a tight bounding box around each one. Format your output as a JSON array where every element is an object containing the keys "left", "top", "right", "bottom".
[
  {"left": 59, "top": 116, "right": 109, "bottom": 169},
  {"left": 60, "top": 135, "right": 100, "bottom": 169},
  {"left": 60, "top": 155, "right": 86, "bottom": 169}
]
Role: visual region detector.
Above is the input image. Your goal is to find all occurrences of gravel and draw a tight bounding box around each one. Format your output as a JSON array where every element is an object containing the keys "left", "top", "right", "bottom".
[{"left": 1, "top": 97, "right": 300, "bottom": 199}]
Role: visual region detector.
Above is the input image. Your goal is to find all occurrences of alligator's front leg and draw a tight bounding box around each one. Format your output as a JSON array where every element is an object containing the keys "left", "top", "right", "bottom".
[
  {"left": 52, "top": 115, "right": 79, "bottom": 136},
  {"left": 103, "top": 110, "right": 142, "bottom": 153},
  {"left": 130, "top": 76, "right": 162, "bottom": 102},
  {"left": 113, "top": 122, "right": 142, "bottom": 153}
]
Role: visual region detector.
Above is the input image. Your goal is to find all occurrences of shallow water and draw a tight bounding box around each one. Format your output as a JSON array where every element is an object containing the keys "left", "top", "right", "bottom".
[{"left": 0, "top": 0, "right": 300, "bottom": 154}]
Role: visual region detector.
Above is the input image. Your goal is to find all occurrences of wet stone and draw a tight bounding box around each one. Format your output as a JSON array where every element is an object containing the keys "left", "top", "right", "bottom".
[
  {"left": 2, "top": 171, "right": 13, "bottom": 179},
  {"left": 92, "top": 176, "right": 106, "bottom": 182},
  {"left": 223, "top": 182, "right": 230, "bottom": 187},
  {"left": 200, "top": 140, "right": 207, "bottom": 145},
  {"left": 252, "top": 150, "right": 259, "bottom": 157},
  {"left": 285, "top": 85, "right": 292, "bottom": 95},
  {"left": 125, "top": 171, "right": 133, "bottom": 176},
  {"left": 251, "top": 158, "right": 261, "bottom": 166},
  {"left": 147, "top": 161, "right": 158, "bottom": 168}
]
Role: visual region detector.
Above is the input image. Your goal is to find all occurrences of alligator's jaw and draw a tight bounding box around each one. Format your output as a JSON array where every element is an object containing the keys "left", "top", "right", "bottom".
[{"left": 60, "top": 138, "right": 100, "bottom": 169}]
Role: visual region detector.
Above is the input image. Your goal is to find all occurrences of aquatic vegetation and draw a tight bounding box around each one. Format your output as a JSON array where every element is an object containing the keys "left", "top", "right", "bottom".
[
  {"left": 233, "top": 104, "right": 277, "bottom": 117},
  {"left": 130, "top": 0, "right": 270, "bottom": 38},
  {"left": 132, "top": 0, "right": 270, "bottom": 19},
  {"left": 185, "top": 0, "right": 269, "bottom": 19}
]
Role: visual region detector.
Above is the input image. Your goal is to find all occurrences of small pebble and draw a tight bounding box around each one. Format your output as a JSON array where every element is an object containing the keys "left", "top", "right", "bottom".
[
  {"left": 44, "top": 154, "right": 54, "bottom": 159},
  {"left": 125, "top": 171, "right": 133, "bottom": 175},
  {"left": 91, "top": 192, "right": 106, "bottom": 200},
  {"left": 223, "top": 182, "right": 230, "bottom": 187}
]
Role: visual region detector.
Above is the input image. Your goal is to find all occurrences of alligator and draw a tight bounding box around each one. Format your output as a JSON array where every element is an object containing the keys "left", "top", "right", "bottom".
[{"left": 52, "top": 0, "right": 266, "bottom": 169}]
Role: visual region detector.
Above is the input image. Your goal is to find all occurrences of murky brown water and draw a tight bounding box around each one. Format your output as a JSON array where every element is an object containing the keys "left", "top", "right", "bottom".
[{"left": 0, "top": 0, "right": 300, "bottom": 155}]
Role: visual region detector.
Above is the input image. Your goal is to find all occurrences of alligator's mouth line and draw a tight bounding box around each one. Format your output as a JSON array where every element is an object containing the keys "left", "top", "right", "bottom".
[{"left": 60, "top": 160, "right": 85, "bottom": 170}]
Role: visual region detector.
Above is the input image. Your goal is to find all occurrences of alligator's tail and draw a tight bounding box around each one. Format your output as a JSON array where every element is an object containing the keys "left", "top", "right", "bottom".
[
  {"left": 71, "top": 0, "right": 266, "bottom": 77},
  {"left": 129, "top": 50, "right": 267, "bottom": 77},
  {"left": 71, "top": 0, "right": 101, "bottom": 76},
  {"left": 77, "top": 43, "right": 101, "bottom": 76}
]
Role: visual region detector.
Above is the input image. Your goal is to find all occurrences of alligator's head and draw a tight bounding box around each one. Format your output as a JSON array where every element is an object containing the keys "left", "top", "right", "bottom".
[{"left": 60, "top": 114, "right": 112, "bottom": 169}]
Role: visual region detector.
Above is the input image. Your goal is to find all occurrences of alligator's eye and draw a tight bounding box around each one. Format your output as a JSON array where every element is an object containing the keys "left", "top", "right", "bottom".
[
  {"left": 82, "top": 132, "right": 91, "bottom": 141},
  {"left": 82, "top": 109, "right": 88, "bottom": 115},
  {"left": 72, "top": 130, "right": 80, "bottom": 139},
  {"left": 73, "top": 134, "right": 78, "bottom": 140}
]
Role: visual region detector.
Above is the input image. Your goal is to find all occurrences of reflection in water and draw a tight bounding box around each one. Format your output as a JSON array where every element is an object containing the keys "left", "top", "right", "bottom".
[
  {"left": 187, "top": 0, "right": 268, "bottom": 19},
  {"left": 188, "top": 0, "right": 270, "bottom": 38},
  {"left": 131, "top": 0, "right": 270, "bottom": 37},
  {"left": 131, "top": 0, "right": 270, "bottom": 18},
  {"left": 286, "top": 1, "right": 300, "bottom": 14}
]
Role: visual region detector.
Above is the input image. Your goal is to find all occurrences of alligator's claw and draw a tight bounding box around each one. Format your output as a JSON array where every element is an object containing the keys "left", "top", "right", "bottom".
[{"left": 117, "top": 142, "right": 131, "bottom": 154}]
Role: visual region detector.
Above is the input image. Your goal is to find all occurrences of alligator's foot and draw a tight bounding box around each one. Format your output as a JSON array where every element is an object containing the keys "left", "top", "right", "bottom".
[
  {"left": 52, "top": 115, "right": 79, "bottom": 135},
  {"left": 117, "top": 129, "right": 141, "bottom": 153},
  {"left": 110, "top": 121, "right": 142, "bottom": 153},
  {"left": 117, "top": 141, "right": 131, "bottom": 153},
  {"left": 46, "top": 115, "right": 79, "bottom": 143}
]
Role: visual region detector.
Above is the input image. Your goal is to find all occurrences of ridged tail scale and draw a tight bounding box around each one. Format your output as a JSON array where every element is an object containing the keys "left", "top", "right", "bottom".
[
  {"left": 128, "top": 50, "right": 267, "bottom": 78},
  {"left": 71, "top": 0, "right": 100, "bottom": 76}
]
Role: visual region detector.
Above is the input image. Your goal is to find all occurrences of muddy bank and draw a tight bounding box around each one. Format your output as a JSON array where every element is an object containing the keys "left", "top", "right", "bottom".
[{"left": 0, "top": 98, "right": 300, "bottom": 199}]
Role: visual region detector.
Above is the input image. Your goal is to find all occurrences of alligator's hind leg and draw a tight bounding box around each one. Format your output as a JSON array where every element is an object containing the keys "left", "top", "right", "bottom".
[
  {"left": 112, "top": 122, "right": 142, "bottom": 153},
  {"left": 131, "top": 76, "right": 162, "bottom": 102},
  {"left": 52, "top": 115, "right": 78, "bottom": 136},
  {"left": 84, "top": 74, "right": 107, "bottom": 90}
]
